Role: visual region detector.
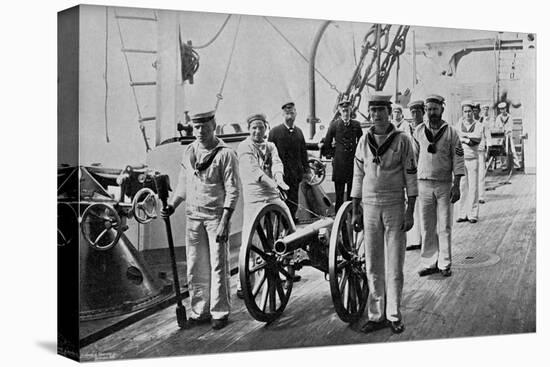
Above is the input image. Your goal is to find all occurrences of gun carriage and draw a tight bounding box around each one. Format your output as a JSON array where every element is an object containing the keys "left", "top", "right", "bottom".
[{"left": 239, "top": 201, "right": 368, "bottom": 323}]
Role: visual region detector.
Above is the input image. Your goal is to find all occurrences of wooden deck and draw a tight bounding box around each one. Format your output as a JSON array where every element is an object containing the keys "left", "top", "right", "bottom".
[{"left": 80, "top": 173, "right": 536, "bottom": 361}]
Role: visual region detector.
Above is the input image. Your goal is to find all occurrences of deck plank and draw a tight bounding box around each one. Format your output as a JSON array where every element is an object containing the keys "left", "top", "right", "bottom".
[{"left": 81, "top": 173, "right": 536, "bottom": 360}]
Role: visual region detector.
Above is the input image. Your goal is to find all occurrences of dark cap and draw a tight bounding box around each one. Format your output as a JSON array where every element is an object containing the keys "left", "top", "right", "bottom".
[
  {"left": 190, "top": 110, "right": 216, "bottom": 123},
  {"left": 281, "top": 101, "right": 295, "bottom": 110},
  {"left": 246, "top": 113, "right": 267, "bottom": 126},
  {"left": 368, "top": 94, "right": 393, "bottom": 107},
  {"left": 425, "top": 94, "right": 445, "bottom": 105},
  {"left": 338, "top": 97, "right": 351, "bottom": 108}
]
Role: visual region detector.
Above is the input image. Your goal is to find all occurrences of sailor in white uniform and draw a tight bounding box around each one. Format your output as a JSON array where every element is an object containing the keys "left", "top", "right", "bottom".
[
  {"left": 351, "top": 94, "right": 418, "bottom": 334},
  {"left": 456, "top": 101, "right": 483, "bottom": 223},
  {"left": 405, "top": 100, "right": 425, "bottom": 251},
  {"left": 164, "top": 111, "right": 240, "bottom": 330},
  {"left": 477, "top": 103, "right": 492, "bottom": 203},
  {"left": 415, "top": 95, "right": 464, "bottom": 278},
  {"left": 494, "top": 101, "right": 521, "bottom": 170}
]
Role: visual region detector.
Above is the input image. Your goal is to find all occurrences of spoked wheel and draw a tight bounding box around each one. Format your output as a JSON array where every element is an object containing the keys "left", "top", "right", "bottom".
[
  {"left": 131, "top": 188, "right": 158, "bottom": 224},
  {"left": 239, "top": 203, "right": 295, "bottom": 323},
  {"left": 329, "top": 201, "right": 368, "bottom": 323},
  {"left": 305, "top": 158, "right": 326, "bottom": 186},
  {"left": 80, "top": 203, "right": 123, "bottom": 251}
]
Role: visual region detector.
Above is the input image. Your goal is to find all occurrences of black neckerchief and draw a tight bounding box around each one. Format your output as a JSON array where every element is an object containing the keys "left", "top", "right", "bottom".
[
  {"left": 251, "top": 140, "right": 272, "bottom": 174},
  {"left": 499, "top": 114, "right": 510, "bottom": 125},
  {"left": 189, "top": 142, "right": 225, "bottom": 174},
  {"left": 366, "top": 124, "right": 400, "bottom": 165},
  {"left": 424, "top": 123, "right": 448, "bottom": 154},
  {"left": 461, "top": 121, "right": 476, "bottom": 133}
]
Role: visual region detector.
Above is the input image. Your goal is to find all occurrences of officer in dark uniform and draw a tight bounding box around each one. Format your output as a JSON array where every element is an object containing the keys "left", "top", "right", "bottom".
[
  {"left": 268, "top": 101, "right": 310, "bottom": 222},
  {"left": 322, "top": 99, "right": 363, "bottom": 213}
]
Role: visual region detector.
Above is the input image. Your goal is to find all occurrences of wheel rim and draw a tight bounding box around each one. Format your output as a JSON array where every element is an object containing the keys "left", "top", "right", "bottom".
[
  {"left": 329, "top": 201, "right": 368, "bottom": 323},
  {"left": 80, "top": 203, "right": 123, "bottom": 251},
  {"left": 239, "top": 203, "right": 295, "bottom": 322},
  {"left": 131, "top": 188, "right": 158, "bottom": 224},
  {"left": 306, "top": 158, "right": 326, "bottom": 186}
]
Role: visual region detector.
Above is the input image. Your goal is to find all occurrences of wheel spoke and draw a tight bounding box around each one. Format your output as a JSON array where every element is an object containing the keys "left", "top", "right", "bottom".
[
  {"left": 255, "top": 224, "right": 271, "bottom": 251},
  {"left": 264, "top": 213, "right": 274, "bottom": 246},
  {"left": 337, "top": 259, "right": 349, "bottom": 272},
  {"left": 276, "top": 279, "right": 286, "bottom": 301},
  {"left": 354, "top": 231, "right": 365, "bottom": 253},
  {"left": 339, "top": 268, "right": 349, "bottom": 296},
  {"left": 259, "top": 278, "right": 269, "bottom": 311},
  {"left": 249, "top": 261, "right": 267, "bottom": 273},
  {"left": 274, "top": 212, "right": 281, "bottom": 240},
  {"left": 250, "top": 245, "right": 269, "bottom": 261},
  {"left": 93, "top": 229, "right": 109, "bottom": 245},
  {"left": 252, "top": 273, "right": 267, "bottom": 298},
  {"left": 349, "top": 273, "right": 357, "bottom": 313},
  {"left": 268, "top": 276, "right": 277, "bottom": 312},
  {"left": 341, "top": 224, "right": 351, "bottom": 251},
  {"left": 278, "top": 267, "right": 293, "bottom": 280},
  {"left": 353, "top": 275, "right": 364, "bottom": 306}
]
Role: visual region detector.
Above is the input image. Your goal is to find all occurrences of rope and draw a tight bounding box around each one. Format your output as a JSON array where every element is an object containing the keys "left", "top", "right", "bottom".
[
  {"left": 192, "top": 14, "right": 232, "bottom": 49},
  {"left": 104, "top": 7, "right": 110, "bottom": 143},
  {"left": 263, "top": 17, "right": 341, "bottom": 94},
  {"left": 215, "top": 15, "right": 241, "bottom": 111}
]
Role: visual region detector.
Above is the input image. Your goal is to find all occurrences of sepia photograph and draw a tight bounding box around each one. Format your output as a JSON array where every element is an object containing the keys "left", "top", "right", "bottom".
[{"left": 4, "top": 0, "right": 547, "bottom": 366}]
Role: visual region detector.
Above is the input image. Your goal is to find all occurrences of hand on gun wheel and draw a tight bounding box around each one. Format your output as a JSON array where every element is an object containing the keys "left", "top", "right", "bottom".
[{"left": 274, "top": 172, "right": 289, "bottom": 191}]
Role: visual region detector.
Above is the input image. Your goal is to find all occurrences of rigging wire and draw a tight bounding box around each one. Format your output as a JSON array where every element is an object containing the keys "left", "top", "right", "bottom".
[
  {"left": 214, "top": 15, "right": 242, "bottom": 111},
  {"left": 192, "top": 14, "right": 232, "bottom": 49},
  {"left": 263, "top": 16, "right": 341, "bottom": 94},
  {"left": 104, "top": 7, "right": 110, "bottom": 143}
]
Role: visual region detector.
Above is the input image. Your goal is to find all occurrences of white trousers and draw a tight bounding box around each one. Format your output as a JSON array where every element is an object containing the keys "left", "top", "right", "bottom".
[
  {"left": 406, "top": 202, "right": 422, "bottom": 246},
  {"left": 459, "top": 158, "right": 479, "bottom": 220},
  {"left": 501, "top": 135, "right": 521, "bottom": 169},
  {"left": 478, "top": 150, "right": 486, "bottom": 201},
  {"left": 363, "top": 202, "right": 406, "bottom": 322},
  {"left": 418, "top": 180, "right": 452, "bottom": 271},
  {"left": 186, "top": 216, "right": 231, "bottom": 320}
]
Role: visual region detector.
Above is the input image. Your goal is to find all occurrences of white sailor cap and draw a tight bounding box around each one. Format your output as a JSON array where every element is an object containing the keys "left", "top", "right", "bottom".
[
  {"left": 497, "top": 102, "right": 507, "bottom": 109},
  {"left": 425, "top": 94, "right": 445, "bottom": 105},
  {"left": 461, "top": 100, "right": 474, "bottom": 108},
  {"left": 246, "top": 113, "right": 267, "bottom": 126}
]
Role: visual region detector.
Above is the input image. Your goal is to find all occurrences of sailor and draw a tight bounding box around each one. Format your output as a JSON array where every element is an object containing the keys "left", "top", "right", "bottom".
[
  {"left": 235, "top": 113, "right": 295, "bottom": 299},
  {"left": 321, "top": 98, "right": 363, "bottom": 213},
  {"left": 404, "top": 100, "right": 425, "bottom": 251},
  {"left": 472, "top": 102, "right": 481, "bottom": 122},
  {"left": 494, "top": 101, "right": 521, "bottom": 170},
  {"left": 415, "top": 95, "right": 464, "bottom": 278},
  {"left": 268, "top": 102, "right": 311, "bottom": 223},
  {"left": 351, "top": 94, "right": 418, "bottom": 334},
  {"left": 162, "top": 110, "right": 240, "bottom": 330},
  {"left": 456, "top": 100, "right": 483, "bottom": 223},
  {"left": 477, "top": 103, "right": 492, "bottom": 203},
  {"left": 392, "top": 104, "right": 414, "bottom": 137}
]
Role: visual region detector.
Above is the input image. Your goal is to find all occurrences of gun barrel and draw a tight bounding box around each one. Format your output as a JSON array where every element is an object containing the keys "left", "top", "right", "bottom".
[{"left": 274, "top": 218, "right": 334, "bottom": 254}]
